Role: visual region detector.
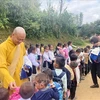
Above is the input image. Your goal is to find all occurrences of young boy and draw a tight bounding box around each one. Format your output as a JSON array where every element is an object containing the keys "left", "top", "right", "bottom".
[
  {"left": 43, "top": 68, "right": 63, "bottom": 100},
  {"left": 0, "top": 87, "right": 9, "bottom": 100},
  {"left": 53, "top": 55, "right": 67, "bottom": 99},
  {"left": 31, "top": 73, "right": 59, "bottom": 100},
  {"left": 70, "top": 61, "right": 78, "bottom": 100}
]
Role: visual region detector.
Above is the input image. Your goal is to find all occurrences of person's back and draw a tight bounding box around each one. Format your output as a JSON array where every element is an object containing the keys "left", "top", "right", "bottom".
[{"left": 53, "top": 55, "right": 67, "bottom": 99}]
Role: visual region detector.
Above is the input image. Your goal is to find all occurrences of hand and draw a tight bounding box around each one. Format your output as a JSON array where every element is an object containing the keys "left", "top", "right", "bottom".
[
  {"left": 9, "top": 82, "right": 17, "bottom": 90},
  {"left": 63, "top": 91, "right": 67, "bottom": 98}
]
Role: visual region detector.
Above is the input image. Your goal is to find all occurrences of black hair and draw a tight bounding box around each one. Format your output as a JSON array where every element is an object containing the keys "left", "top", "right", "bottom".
[
  {"left": 76, "top": 48, "right": 81, "bottom": 53},
  {"left": 36, "top": 44, "right": 40, "bottom": 48},
  {"left": 70, "top": 53, "right": 77, "bottom": 61},
  {"left": 86, "top": 45, "right": 91, "bottom": 50},
  {"left": 55, "top": 54, "right": 65, "bottom": 68},
  {"left": 28, "top": 46, "right": 36, "bottom": 54},
  {"left": 67, "top": 41, "right": 72, "bottom": 46},
  {"left": 90, "top": 36, "right": 99, "bottom": 44},
  {"left": 84, "top": 48, "right": 88, "bottom": 53},
  {"left": 69, "top": 50, "right": 76, "bottom": 58}
]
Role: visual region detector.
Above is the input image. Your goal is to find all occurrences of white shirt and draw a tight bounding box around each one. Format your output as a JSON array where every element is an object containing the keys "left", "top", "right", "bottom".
[
  {"left": 28, "top": 53, "right": 39, "bottom": 67},
  {"left": 68, "top": 45, "right": 73, "bottom": 52},
  {"left": 48, "top": 50, "right": 55, "bottom": 61},
  {"left": 43, "top": 51, "right": 51, "bottom": 62},
  {"left": 19, "top": 97, "right": 31, "bottom": 100}
]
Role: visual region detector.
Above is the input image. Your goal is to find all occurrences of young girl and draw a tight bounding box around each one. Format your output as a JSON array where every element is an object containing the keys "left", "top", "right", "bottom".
[
  {"left": 28, "top": 46, "right": 40, "bottom": 74},
  {"left": 48, "top": 44, "right": 55, "bottom": 70},
  {"left": 43, "top": 46, "right": 52, "bottom": 70}
]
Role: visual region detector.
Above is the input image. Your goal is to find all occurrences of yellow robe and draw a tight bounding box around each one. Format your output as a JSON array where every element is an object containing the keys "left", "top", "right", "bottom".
[{"left": 0, "top": 36, "right": 28, "bottom": 88}]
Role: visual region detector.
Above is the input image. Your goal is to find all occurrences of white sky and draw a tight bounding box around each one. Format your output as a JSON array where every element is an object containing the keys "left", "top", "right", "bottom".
[{"left": 40, "top": 0, "right": 100, "bottom": 24}]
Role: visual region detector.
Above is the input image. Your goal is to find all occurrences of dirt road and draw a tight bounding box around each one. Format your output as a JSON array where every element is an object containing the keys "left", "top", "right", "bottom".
[{"left": 76, "top": 73, "right": 100, "bottom": 100}]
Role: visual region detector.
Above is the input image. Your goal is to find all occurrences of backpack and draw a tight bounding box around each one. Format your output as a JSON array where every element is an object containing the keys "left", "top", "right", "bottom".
[
  {"left": 52, "top": 70, "right": 65, "bottom": 88},
  {"left": 90, "top": 47, "right": 100, "bottom": 63}
]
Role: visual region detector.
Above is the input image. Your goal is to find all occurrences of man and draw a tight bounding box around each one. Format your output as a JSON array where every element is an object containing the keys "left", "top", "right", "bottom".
[
  {"left": 90, "top": 36, "right": 100, "bottom": 88},
  {"left": 0, "top": 27, "right": 28, "bottom": 90}
]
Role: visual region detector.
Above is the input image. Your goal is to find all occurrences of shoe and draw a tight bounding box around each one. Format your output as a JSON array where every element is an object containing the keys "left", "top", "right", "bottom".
[{"left": 90, "top": 84, "right": 99, "bottom": 88}]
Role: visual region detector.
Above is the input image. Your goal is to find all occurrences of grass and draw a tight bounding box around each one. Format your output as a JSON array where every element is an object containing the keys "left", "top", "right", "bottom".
[{"left": 0, "top": 30, "right": 89, "bottom": 48}]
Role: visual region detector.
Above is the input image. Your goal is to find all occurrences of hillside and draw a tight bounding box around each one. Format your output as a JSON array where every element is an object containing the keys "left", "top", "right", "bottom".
[{"left": 0, "top": 30, "right": 89, "bottom": 48}]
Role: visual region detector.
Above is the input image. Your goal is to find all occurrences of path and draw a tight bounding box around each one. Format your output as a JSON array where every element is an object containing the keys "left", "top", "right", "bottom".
[{"left": 76, "top": 73, "right": 100, "bottom": 100}]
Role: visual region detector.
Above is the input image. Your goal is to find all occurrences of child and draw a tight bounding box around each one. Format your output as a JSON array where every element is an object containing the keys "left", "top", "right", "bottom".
[
  {"left": 53, "top": 55, "right": 67, "bottom": 99},
  {"left": 69, "top": 61, "right": 78, "bottom": 100},
  {"left": 19, "top": 81, "right": 34, "bottom": 100},
  {"left": 83, "top": 47, "right": 89, "bottom": 75},
  {"left": 48, "top": 44, "right": 55, "bottom": 70},
  {"left": 0, "top": 87, "right": 9, "bottom": 100},
  {"left": 43, "top": 46, "right": 52, "bottom": 69},
  {"left": 31, "top": 73, "right": 59, "bottom": 100},
  {"left": 63, "top": 43, "right": 69, "bottom": 64},
  {"left": 9, "top": 81, "right": 34, "bottom": 100},
  {"left": 43, "top": 68, "right": 63, "bottom": 100},
  {"left": 28, "top": 46, "right": 40, "bottom": 74}
]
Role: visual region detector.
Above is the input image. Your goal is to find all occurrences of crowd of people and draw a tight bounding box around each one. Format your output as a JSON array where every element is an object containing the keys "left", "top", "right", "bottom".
[{"left": 0, "top": 27, "right": 100, "bottom": 100}]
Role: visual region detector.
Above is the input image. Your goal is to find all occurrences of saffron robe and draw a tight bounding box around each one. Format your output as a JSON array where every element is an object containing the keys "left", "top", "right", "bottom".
[{"left": 0, "top": 36, "right": 28, "bottom": 88}]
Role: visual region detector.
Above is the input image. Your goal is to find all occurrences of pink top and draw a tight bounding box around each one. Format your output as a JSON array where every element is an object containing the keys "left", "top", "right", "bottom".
[
  {"left": 9, "top": 87, "right": 21, "bottom": 100},
  {"left": 63, "top": 47, "right": 69, "bottom": 59}
]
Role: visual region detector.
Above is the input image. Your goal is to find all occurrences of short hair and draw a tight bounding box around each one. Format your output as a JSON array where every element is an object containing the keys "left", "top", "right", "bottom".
[
  {"left": 90, "top": 36, "right": 99, "bottom": 44},
  {"left": 70, "top": 61, "right": 78, "bottom": 69},
  {"left": 35, "top": 73, "right": 50, "bottom": 86},
  {"left": 84, "top": 48, "right": 88, "bottom": 53},
  {"left": 36, "top": 44, "right": 40, "bottom": 48},
  {"left": 44, "top": 46, "right": 48, "bottom": 50},
  {"left": 67, "top": 41, "right": 72, "bottom": 46},
  {"left": 0, "top": 87, "right": 9, "bottom": 100},
  {"left": 57, "top": 43, "right": 62, "bottom": 47},
  {"left": 19, "top": 82, "right": 34, "bottom": 99},
  {"left": 69, "top": 50, "right": 76, "bottom": 57},
  {"left": 43, "top": 68, "right": 53, "bottom": 80},
  {"left": 70, "top": 53, "right": 77, "bottom": 61},
  {"left": 76, "top": 48, "right": 81, "bottom": 53},
  {"left": 55, "top": 55, "right": 65, "bottom": 68}
]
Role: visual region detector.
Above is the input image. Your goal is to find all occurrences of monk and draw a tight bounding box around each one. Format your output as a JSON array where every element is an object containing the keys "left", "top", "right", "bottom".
[{"left": 0, "top": 27, "right": 28, "bottom": 90}]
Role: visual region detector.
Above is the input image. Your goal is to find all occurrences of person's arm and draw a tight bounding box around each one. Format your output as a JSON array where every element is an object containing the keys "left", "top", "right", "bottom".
[
  {"left": 0, "top": 46, "right": 15, "bottom": 89},
  {"left": 51, "top": 87, "right": 59, "bottom": 100},
  {"left": 43, "top": 52, "right": 52, "bottom": 63}
]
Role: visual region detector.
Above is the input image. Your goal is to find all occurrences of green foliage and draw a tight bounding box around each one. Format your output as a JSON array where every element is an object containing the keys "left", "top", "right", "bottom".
[{"left": 0, "top": 0, "right": 82, "bottom": 39}]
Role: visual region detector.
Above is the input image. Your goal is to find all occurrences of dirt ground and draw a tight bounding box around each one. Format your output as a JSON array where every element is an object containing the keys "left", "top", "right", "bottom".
[{"left": 76, "top": 73, "right": 100, "bottom": 100}]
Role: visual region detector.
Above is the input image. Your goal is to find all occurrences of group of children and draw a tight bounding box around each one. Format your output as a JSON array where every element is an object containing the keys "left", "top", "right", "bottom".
[{"left": 0, "top": 41, "right": 91, "bottom": 100}]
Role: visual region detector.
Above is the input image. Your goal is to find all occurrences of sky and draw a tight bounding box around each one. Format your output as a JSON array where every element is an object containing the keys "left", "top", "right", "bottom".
[{"left": 40, "top": 0, "right": 100, "bottom": 24}]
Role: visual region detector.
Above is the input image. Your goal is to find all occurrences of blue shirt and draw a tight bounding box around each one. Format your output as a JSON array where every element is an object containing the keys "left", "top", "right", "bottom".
[
  {"left": 48, "top": 82, "right": 63, "bottom": 100},
  {"left": 31, "top": 87, "right": 59, "bottom": 100}
]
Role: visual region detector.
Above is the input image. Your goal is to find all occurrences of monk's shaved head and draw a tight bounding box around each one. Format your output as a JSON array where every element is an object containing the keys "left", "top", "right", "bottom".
[
  {"left": 12, "top": 27, "right": 26, "bottom": 36},
  {"left": 11, "top": 27, "right": 26, "bottom": 45}
]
